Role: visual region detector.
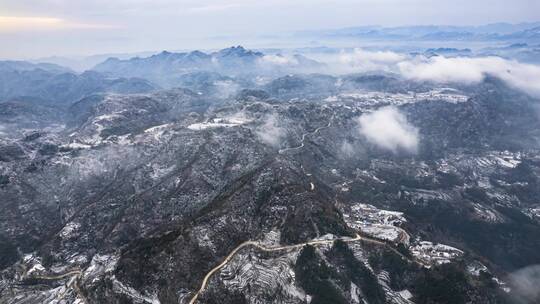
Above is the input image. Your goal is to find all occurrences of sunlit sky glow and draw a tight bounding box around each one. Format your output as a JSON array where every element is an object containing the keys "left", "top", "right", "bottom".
[{"left": 0, "top": 0, "right": 539, "bottom": 59}]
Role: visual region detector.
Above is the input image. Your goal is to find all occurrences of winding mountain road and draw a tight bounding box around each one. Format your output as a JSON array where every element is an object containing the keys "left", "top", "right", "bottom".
[
  {"left": 32, "top": 269, "right": 82, "bottom": 281},
  {"left": 278, "top": 114, "right": 334, "bottom": 154},
  {"left": 187, "top": 233, "right": 414, "bottom": 304},
  {"left": 30, "top": 268, "right": 87, "bottom": 304},
  {"left": 27, "top": 232, "right": 420, "bottom": 304}
]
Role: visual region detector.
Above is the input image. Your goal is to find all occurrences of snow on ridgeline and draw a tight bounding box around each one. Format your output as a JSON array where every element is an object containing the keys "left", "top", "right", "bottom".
[
  {"left": 188, "top": 112, "right": 252, "bottom": 130},
  {"left": 410, "top": 241, "right": 463, "bottom": 266},
  {"left": 342, "top": 202, "right": 465, "bottom": 267},
  {"left": 342, "top": 203, "right": 410, "bottom": 245},
  {"left": 324, "top": 88, "right": 469, "bottom": 106}
]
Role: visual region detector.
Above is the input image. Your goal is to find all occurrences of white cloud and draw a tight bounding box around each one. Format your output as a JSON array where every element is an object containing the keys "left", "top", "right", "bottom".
[
  {"left": 309, "top": 48, "right": 406, "bottom": 74},
  {"left": 337, "top": 48, "right": 405, "bottom": 72},
  {"left": 358, "top": 106, "right": 418, "bottom": 153},
  {"left": 255, "top": 113, "right": 286, "bottom": 147},
  {"left": 312, "top": 50, "right": 540, "bottom": 98},
  {"left": 398, "top": 56, "right": 540, "bottom": 97},
  {"left": 340, "top": 48, "right": 405, "bottom": 65}
]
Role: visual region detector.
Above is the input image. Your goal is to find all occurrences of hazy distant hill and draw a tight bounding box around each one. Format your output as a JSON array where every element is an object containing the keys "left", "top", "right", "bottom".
[{"left": 0, "top": 64, "right": 157, "bottom": 104}]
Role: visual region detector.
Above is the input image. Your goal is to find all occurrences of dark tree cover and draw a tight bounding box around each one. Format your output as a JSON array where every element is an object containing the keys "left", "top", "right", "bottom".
[
  {"left": 368, "top": 248, "right": 417, "bottom": 290},
  {"left": 0, "top": 235, "right": 19, "bottom": 270},
  {"left": 294, "top": 245, "right": 348, "bottom": 304},
  {"left": 327, "top": 240, "right": 386, "bottom": 304},
  {"left": 412, "top": 263, "right": 510, "bottom": 304},
  {"left": 413, "top": 263, "right": 469, "bottom": 304},
  {"left": 404, "top": 200, "right": 540, "bottom": 271}
]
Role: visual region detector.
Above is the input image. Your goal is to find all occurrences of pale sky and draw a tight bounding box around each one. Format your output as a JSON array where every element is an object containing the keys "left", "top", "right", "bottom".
[{"left": 0, "top": 0, "right": 539, "bottom": 59}]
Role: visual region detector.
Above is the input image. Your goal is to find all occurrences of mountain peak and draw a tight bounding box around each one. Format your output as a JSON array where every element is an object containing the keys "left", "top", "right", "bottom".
[
  {"left": 187, "top": 50, "right": 210, "bottom": 59},
  {"left": 216, "top": 46, "right": 263, "bottom": 58}
]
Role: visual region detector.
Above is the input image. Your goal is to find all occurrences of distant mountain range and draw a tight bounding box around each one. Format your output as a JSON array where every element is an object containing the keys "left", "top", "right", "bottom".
[
  {"left": 2, "top": 40, "right": 540, "bottom": 109},
  {"left": 298, "top": 22, "right": 540, "bottom": 42},
  {"left": 13, "top": 22, "right": 540, "bottom": 74},
  {"left": 93, "top": 46, "right": 323, "bottom": 88}
]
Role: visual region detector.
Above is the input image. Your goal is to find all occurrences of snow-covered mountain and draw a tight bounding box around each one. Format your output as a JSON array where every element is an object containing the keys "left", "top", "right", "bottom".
[{"left": 2, "top": 66, "right": 540, "bottom": 303}]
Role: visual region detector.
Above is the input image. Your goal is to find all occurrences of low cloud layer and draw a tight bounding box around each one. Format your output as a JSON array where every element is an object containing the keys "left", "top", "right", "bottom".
[
  {"left": 398, "top": 56, "right": 540, "bottom": 97},
  {"left": 358, "top": 106, "right": 419, "bottom": 153},
  {"left": 311, "top": 49, "right": 540, "bottom": 97}
]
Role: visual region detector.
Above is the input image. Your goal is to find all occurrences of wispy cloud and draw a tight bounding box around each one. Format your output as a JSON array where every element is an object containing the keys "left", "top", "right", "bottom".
[
  {"left": 0, "top": 16, "right": 61, "bottom": 31},
  {"left": 256, "top": 113, "right": 286, "bottom": 147},
  {"left": 0, "top": 16, "right": 116, "bottom": 32},
  {"left": 508, "top": 264, "right": 540, "bottom": 303}
]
